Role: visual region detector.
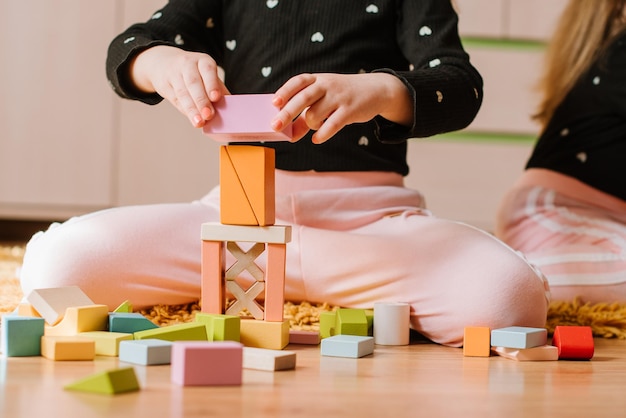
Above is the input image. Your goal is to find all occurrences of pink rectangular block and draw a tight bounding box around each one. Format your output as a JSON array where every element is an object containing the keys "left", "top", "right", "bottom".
[
  {"left": 203, "top": 94, "right": 292, "bottom": 142},
  {"left": 201, "top": 240, "right": 225, "bottom": 314},
  {"left": 171, "top": 341, "right": 243, "bottom": 386},
  {"left": 289, "top": 330, "right": 321, "bottom": 345},
  {"left": 264, "top": 243, "right": 287, "bottom": 322}
]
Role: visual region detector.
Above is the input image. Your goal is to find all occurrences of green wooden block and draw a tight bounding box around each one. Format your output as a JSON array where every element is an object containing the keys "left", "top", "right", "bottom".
[
  {"left": 319, "top": 311, "right": 337, "bottom": 339},
  {"left": 195, "top": 313, "right": 240, "bottom": 342},
  {"left": 134, "top": 322, "right": 208, "bottom": 341},
  {"left": 336, "top": 309, "right": 369, "bottom": 336},
  {"left": 365, "top": 309, "right": 374, "bottom": 336},
  {"left": 1, "top": 316, "right": 45, "bottom": 357},
  {"left": 113, "top": 300, "right": 133, "bottom": 313},
  {"left": 64, "top": 367, "right": 140, "bottom": 395}
]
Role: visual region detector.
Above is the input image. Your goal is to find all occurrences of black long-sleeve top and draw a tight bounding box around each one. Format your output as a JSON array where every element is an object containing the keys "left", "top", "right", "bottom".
[
  {"left": 106, "top": 0, "right": 483, "bottom": 176},
  {"left": 527, "top": 31, "right": 626, "bottom": 202}
]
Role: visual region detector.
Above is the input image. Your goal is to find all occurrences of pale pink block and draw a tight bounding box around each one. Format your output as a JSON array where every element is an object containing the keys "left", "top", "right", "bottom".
[
  {"left": 201, "top": 240, "right": 224, "bottom": 314},
  {"left": 264, "top": 243, "right": 286, "bottom": 322},
  {"left": 171, "top": 341, "right": 243, "bottom": 386},
  {"left": 202, "top": 94, "right": 292, "bottom": 142},
  {"left": 289, "top": 330, "right": 321, "bottom": 345}
]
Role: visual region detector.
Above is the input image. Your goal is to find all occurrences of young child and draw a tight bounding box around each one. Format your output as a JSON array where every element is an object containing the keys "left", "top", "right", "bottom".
[
  {"left": 496, "top": 0, "right": 626, "bottom": 304},
  {"left": 20, "top": 0, "right": 549, "bottom": 347}
]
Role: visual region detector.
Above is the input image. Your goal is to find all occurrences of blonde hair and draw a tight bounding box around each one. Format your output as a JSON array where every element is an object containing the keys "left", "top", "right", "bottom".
[{"left": 534, "top": 0, "right": 626, "bottom": 129}]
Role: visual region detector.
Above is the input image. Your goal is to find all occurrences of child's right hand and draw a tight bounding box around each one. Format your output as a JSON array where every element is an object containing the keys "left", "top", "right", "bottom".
[{"left": 129, "top": 46, "right": 230, "bottom": 128}]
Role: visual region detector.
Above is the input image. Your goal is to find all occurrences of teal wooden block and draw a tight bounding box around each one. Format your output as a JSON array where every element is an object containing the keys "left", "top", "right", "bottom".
[
  {"left": 1, "top": 316, "right": 45, "bottom": 357},
  {"left": 134, "top": 322, "right": 208, "bottom": 342},
  {"left": 119, "top": 339, "right": 173, "bottom": 365},
  {"left": 336, "top": 309, "right": 369, "bottom": 336},
  {"left": 490, "top": 326, "right": 547, "bottom": 349},
  {"left": 195, "top": 313, "right": 240, "bottom": 342},
  {"left": 109, "top": 313, "right": 158, "bottom": 333},
  {"left": 320, "top": 335, "right": 374, "bottom": 358}
]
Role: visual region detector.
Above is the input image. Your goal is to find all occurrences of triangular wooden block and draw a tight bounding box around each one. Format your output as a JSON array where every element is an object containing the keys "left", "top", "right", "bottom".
[
  {"left": 113, "top": 300, "right": 133, "bottom": 313},
  {"left": 64, "top": 367, "right": 140, "bottom": 395}
]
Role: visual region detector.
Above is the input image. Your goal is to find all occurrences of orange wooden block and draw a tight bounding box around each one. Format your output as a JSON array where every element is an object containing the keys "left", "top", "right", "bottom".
[
  {"left": 220, "top": 145, "right": 275, "bottom": 226},
  {"left": 463, "top": 326, "right": 491, "bottom": 357}
]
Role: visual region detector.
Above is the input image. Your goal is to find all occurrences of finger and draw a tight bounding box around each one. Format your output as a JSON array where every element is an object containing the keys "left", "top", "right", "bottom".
[
  {"left": 273, "top": 74, "right": 315, "bottom": 106},
  {"left": 312, "top": 110, "right": 345, "bottom": 144},
  {"left": 289, "top": 116, "right": 312, "bottom": 142},
  {"left": 182, "top": 70, "right": 213, "bottom": 126},
  {"left": 168, "top": 78, "right": 205, "bottom": 128}
]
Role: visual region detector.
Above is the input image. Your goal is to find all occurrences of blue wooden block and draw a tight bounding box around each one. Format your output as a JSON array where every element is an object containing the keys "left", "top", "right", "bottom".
[
  {"left": 1, "top": 316, "right": 45, "bottom": 357},
  {"left": 108, "top": 313, "right": 158, "bottom": 333},
  {"left": 490, "top": 326, "right": 547, "bottom": 349},
  {"left": 119, "top": 339, "right": 173, "bottom": 366},
  {"left": 320, "top": 335, "right": 374, "bottom": 358}
]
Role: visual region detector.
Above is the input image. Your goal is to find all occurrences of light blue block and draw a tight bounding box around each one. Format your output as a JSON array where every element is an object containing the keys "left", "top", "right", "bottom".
[
  {"left": 108, "top": 313, "right": 158, "bottom": 333},
  {"left": 119, "top": 339, "right": 173, "bottom": 365},
  {"left": 490, "top": 326, "right": 547, "bottom": 349},
  {"left": 320, "top": 335, "right": 374, "bottom": 358},
  {"left": 1, "top": 316, "right": 45, "bottom": 357}
]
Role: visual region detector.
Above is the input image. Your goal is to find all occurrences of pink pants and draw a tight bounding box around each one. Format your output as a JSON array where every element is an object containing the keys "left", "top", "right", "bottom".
[
  {"left": 20, "top": 170, "right": 549, "bottom": 346},
  {"left": 496, "top": 168, "right": 626, "bottom": 304}
]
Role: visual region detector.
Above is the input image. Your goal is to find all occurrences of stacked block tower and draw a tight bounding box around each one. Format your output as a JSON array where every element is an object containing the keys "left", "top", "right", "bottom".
[{"left": 200, "top": 94, "right": 293, "bottom": 350}]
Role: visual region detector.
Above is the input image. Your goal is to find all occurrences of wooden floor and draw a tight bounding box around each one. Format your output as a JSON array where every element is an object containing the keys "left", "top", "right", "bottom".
[{"left": 2, "top": 338, "right": 626, "bottom": 417}]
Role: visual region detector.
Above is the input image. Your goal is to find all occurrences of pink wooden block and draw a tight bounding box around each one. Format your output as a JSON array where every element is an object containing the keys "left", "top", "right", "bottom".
[
  {"left": 201, "top": 240, "right": 225, "bottom": 314},
  {"left": 264, "top": 243, "right": 287, "bottom": 322},
  {"left": 289, "top": 330, "right": 321, "bottom": 345},
  {"left": 171, "top": 341, "right": 243, "bottom": 386},
  {"left": 202, "top": 94, "right": 292, "bottom": 142}
]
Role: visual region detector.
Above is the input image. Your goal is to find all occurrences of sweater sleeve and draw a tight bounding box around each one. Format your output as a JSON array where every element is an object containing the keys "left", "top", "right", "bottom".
[
  {"left": 105, "top": 0, "right": 223, "bottom": 105},
  {"left": 373, "top": 0, "right": 483, "bottom": 142}
]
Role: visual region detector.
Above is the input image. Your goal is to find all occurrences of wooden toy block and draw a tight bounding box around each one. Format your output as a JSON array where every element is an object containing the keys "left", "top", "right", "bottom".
[
  {"left": 490, "top": 326, "right": 547, "bottom": 349},
  {"left": 240, "top": 319, "right": 289, "bottom": 350},
  {"left": 201, "top": 222, "right": 292, "bottom": 244},
  {"left": 133, "top": 322, "right": 208, "bottom": 342},
  {"left": 243, "top": 347, "right": 296, "bottom": 371},
  {"left": 202, "top": 94, "right": 292, "bottom": 142},
  {"left": 320, "top": 335, "right": 375, "bottom": 358},
  {"left": 220, "top": 145, "right": 275, "bottom": 226},
  {"left": 108, "top": 312, "right": 159, "bottom": 334},
  {"left": 289, "top": 330, "right": 321, "bottom": 345},
  {"left": 463, "top": 326, "right": 491, "bottom": 357},
  {"left": 319, "top": 311, "right": 337, "bottom": 339},
  {"left": 552, "top": 326, "right": 595, "bottom": 360},
  {"left": 336, "top": 309, "right": 369, "bottom": 336},
  {"left": 171, "top": 341, "right": 243, "bottom": 386},
  {"left": 78, "top": 331, "right": 133, "bottom": 356},
  {"left": 1, "top": 316, "right": 45, "bottom": 357},
  {"left": 118, "top": 339, "right": 173, "bottom": 366},
  {"left": 373, "top": 302, "right": 411, "bottom": 346},
  {"left": 492, "top": 345, "right": 559, "bottom": 361},
  {"left": 264, "top": 243, "right": 286, "bottom": 322},
  {"left": 26, "top": 286, "right": 95, "bottom": 325},
  {"left": 40, "top": 335, "right": 96, "bottom": 361},
  {"left": 113, "top": 300, "right": 133, "bottom": 313},
  {"left": 201, "top": 240, "right": 226, "bottom": 315},
  {"left": 195, "top": 313, "right": 241, "bottom": 342},
  {"left": 44, "top": 305, "right": 109, "bottom": 337},
  {"left": 17, "top": 303, "right": 41, "bottom": 318},
  {"left": 64, "top": 367, "right": 140, "bottom": 395}
]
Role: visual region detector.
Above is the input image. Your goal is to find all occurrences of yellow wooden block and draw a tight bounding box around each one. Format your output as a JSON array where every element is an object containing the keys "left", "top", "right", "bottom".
[
  {"left": 78, "top": 331, "right": 133, "bottom": 356},
  {"left": 240, "top": 319, "right": 289, "bottom": 350},
  {"left": 17, "top": 303, "right": 41, "bottom": 318},
  {"left": 44, "top": 305, "right": 109, "bottom": 337},
  {"left": 220, "top": 145, "right": 275, "bottom": 226},
  {"left": 463, "top": 326, "right": 491, "bottom": 357},
  {"left": 40, "top": 335, "right": 95, "bottom": 361},
  {"left": 113, "top": 300, "right": 133, "bottom": 313}
]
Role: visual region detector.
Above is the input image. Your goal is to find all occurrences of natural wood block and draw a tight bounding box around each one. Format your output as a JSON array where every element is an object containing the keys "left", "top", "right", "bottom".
[
  {"left": 26, "top": 286, "right": 95, "bottom": 326},
  {"left": 240, "top": 319, "right": 289, "bottom": 350},
  {"left": 44, "top": 305, "right": 109, "bottom": 337},
  {"left": 490, "top": 326, "right": 547, "bottom": 349},
  {"left": 40, "top": 335, "right": 95, "bottom": 361},
  {"left": 134, "top": 323, "right": 208, "bottom": 342},
  {"left": 463, "top": 326, "right": 491, "bottom": 357},
  {"left": 1, "top": 316, "right": 45, "bottom": 357},
  {"left": 492, "top": 345, "right": 559, "bottom": 361},
  {"left": 195, "top": 313, "right": 241, "bottom": 342},
  {"left": 171, "top": 341, "right": 243, "bottom": 386},
  {"left": 552, "top": 326, "right": 594, "bottom": 360},
  {"left": 243, "top": 347, "right": 296, "bottom": 371},
  {"left": 202, "top": 94, "right": 292, "bottom": 142},
  {"left": 119, "top": 339, "right": 173, "bottom": 366},
  {"left": 373, "top": 302, "right": 410, "bottom": 346},
  {"left": 220, "top": 145, "right": 275, "bottom": 226},
  {"left": 64, "top": 367, "right": 140, "bottom": 395},
  {"left": 320, "top": 335, "right": 375, "bottom": 358},
  {"left": 201, "top": 223, "right": 291, "bottom": 244},
  {"left": 77, "top": 331, "right": 133, "bottom": 357}
]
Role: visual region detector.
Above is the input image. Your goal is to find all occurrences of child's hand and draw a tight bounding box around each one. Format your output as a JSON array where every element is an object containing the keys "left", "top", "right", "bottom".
[
  {"left": 130, "top": 46, "right": 230, "bottom": 128},
  {"left": 271, "top": 73, "right": 413, "bottom": 143}
]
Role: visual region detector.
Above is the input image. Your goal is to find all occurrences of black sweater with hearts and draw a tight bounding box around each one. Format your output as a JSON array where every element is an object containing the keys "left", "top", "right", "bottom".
[{"left": 106, "top": 0, "right": 483, "bottom": 176}]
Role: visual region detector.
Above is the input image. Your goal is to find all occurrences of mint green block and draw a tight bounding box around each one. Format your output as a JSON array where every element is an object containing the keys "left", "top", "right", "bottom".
[
  {"left": 134, "top": 322, "right": 208, "bottom": 341},
  {"left": 195, "top": 313, "right": 240, "bottom": 342},
  {"left": 336, "top": 309, "right": 369, "bottom": 336},
  {"left": 1, "top": 316, "right": 45, "bottom": 357}
]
